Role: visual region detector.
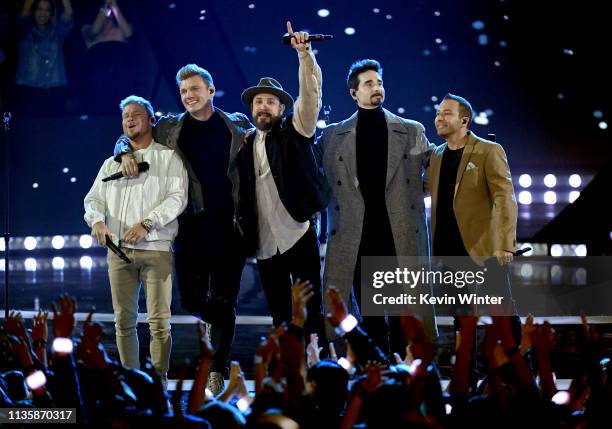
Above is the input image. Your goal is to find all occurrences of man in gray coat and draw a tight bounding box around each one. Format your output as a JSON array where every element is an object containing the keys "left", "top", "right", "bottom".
[{"left": 317, "top": 59, "right": 437, "bottom": 355}]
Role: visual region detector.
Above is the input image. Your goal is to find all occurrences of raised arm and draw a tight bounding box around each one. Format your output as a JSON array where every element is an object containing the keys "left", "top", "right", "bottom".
[
  {"left": 61, "top": 0, "right": 73, "bottom": 20},
  {"left": 287, "top": 21, "right": 322, "bottom": 138},
  {"left": 21, "top": 0, "right": 34, "bottom": 17},
  {"left": 109, "top": 0, "right": 132, "bottom": 38}
]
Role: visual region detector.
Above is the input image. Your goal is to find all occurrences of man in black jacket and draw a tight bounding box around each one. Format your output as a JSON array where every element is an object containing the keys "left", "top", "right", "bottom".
[
  {"left": 113, "top": 66, "right": 251, "bottom": 395},
  {"left": 237, "top": 22, "right": 330, "bottom": 343}
]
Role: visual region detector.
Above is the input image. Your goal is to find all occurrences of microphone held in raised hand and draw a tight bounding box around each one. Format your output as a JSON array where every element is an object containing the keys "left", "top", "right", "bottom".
[
  {"left": 282, "top": 33, "right": 333, "bottom": 44},
  {"left": 102, "top": 162, "right": 149, "bottom": 182}
]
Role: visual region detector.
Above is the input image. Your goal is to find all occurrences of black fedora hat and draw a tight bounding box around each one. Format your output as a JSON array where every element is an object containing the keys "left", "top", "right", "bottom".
[{"left": 241, "top": 77, "right": 294, "bottom": 110}]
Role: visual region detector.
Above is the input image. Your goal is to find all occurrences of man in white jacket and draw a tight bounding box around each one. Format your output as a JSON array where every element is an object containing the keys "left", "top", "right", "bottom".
[{"left": 84, "top": 95, "right": 188, "bottom": 386}]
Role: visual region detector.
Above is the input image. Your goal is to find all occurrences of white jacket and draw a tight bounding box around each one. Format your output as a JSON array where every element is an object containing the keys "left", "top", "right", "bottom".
[{"left": 84, "top": 141, "right": 188, "bottom": 252}]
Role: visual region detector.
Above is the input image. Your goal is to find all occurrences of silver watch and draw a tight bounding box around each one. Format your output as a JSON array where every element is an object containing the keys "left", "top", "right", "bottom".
[{"left": 141, "top": 218, "right": 153, "bottom": 233}]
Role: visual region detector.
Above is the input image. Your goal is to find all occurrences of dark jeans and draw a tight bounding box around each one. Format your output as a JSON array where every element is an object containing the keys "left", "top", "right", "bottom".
[
  {"left": 257, "top": 228, "right": 327, "bottom": 345},
  {"left": 174, "top": 213, "right": 247, "bottom": 377}
]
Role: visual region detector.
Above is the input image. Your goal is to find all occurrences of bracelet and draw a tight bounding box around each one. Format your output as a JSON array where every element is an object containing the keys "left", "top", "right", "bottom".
[
  {"left": 141, "top": 218, "right": 153, "bottom": 233},
  {"left": 335, "top": 314, "right": 358, "bottom": 336}
]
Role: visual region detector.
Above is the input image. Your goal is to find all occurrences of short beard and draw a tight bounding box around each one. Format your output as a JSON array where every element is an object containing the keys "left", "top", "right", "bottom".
[{"left": 254, "top": 113, "right": 280, "bottom": 131}]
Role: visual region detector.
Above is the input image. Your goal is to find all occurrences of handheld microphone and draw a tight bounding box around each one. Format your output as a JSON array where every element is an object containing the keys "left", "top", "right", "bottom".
[
  {"left": 513, "top": 247, "right": 532, "bottom": 256},
  {"left": 106, "top": 235, "right": 132, "bottom": 263},
  {"left": 102, "top": 162, "right": 149, "bottom": 182},
  {"left": 282, "top": 34, "right": 333, "bottom": 44}
]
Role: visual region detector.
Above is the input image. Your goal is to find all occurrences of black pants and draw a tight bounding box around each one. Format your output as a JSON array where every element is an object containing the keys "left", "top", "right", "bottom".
[
  {"left": 353, "top": 256, "right": 408, "bottom": 358},
  {"left": 174, "top": 213, "right": 247, "bottom": 377},
  {"left": 257, "top": 228, "right": 327, "bottom": 345}
]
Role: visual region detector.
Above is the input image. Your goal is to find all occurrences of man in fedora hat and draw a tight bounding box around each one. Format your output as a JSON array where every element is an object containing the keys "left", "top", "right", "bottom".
[{"left": 237, "top": 21, "right": 330, "bottom": 343}]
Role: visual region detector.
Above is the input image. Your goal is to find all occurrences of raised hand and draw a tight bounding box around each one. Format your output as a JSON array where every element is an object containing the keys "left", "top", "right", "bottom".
[
  {"left": 5, "top": 311, "right": 29, "bottom": 343},
  {"left": 8, "top": 335, "right": 34, "bottom": 369},
  {"left": 286, "top": 21, "right": 310, "bottom": 53},
  {"left": 306, "top": 333, "right": 323, "bottom": 367},
  {"left": 326, "top": 286, "right": 348, "bottom": 327},
  {"left": 328, "top": 341, "right": 338, "bottom": 362},
  {"left": 82, "top": 307, "right": 104, "bottom": 345},
  {"left": 51, "top": 293, "right": 76, "bottom": 338},
  {"left": 219, "top": 361, "right": 249, "bottom": 403},
  {"left": 31, "top": 310, "right": 49, "bottom": 344},
  {"left": 291, "top": 279, "right": 314, "bottom": 328},
  {"left": 362, "top": 363, "right": 384, "bottom": 394}
]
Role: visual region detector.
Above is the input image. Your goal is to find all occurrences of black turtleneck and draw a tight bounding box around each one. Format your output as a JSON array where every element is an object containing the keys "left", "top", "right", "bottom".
[
  {"left": 433, "top": 146, "right": 468, "bottom": 256},
  {"left": 355, "top": 106, "right": 396, "bottom": 256}
]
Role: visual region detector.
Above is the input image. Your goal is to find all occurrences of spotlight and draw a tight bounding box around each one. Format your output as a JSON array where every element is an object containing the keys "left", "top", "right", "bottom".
[
  {"left": 51, "top": 235, "right": 65, "bottom": 249},
  {"left": 569, "top": 191, "right": 580, "bottom": 203},
  {"left": 344, "top": 27, "right": 355, "bottom": 35},
  {"left": 79, "top": 235, "right": 93, "bottom": 249},
  {"left": 24, "top": 236, "right": 37, "bottom": 251},
  {"left": 518, "top": 174, "right": 532, "bottom": 188},
  {"left": 25, "top": 258, "right": 38, "bottom": 271},
  {"left": 575, "top": 244, "right": 587, "bottom": 257},
  {"left": 544, "top": 191, "right": 557, "bottom": 205},
  {"left": 543, "top": 174, "right": 557, "bottom": 188},
  {"left": 80, "top": 256, "right": 93, "bottom": 270},
  {"left": 550, "top": 244, "right": 563, "bottom": 257},
  {"left": 518, "top": 191, "right": 532, "bottom": 205},
  {"left": 52, "top": 257, "right": 65, "bottom": 270},
  {"left": 317, "top": 9, "right": 330, "bottom": 18},
  {"left": 568, "top": 174, "right": 582, "bottom": 188},
  {"left": 0, "top": 238, "right": 5, "bottom": 252},
  {"left": 599, "top": 121, "right": 608, "bottom": 130}
]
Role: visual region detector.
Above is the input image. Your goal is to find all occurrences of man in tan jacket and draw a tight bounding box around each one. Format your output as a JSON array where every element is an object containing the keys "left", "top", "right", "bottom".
[{"left": 427, "top": 93, "right": 517, "bottom": 265}]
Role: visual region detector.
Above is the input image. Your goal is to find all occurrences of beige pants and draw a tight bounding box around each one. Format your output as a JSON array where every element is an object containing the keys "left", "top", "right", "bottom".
[{"left": 108, "top": 249, "right": 173, "bottom": 380}]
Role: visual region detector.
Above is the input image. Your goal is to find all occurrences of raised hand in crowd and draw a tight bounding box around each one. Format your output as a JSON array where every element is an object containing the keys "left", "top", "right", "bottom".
[
  {"left": 291, "top": 279, "right": 313, "bottom": 328},
  {"left": 51, "top": 293, "right": 76, "bottom": 339},
  {"left": 188, "top": 321, "right": 214, "bottom": 414},
  {"left": 31, "top": 310, "right": 49, "bottom": 366},
  {"left": 306, "top": 333, "right": 323, "bottom": 368}
]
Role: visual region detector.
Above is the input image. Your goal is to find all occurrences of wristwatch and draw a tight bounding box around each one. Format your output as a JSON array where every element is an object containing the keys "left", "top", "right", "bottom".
[{"left": 141, "top": 218, "right": 153, "bottom": 233}]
